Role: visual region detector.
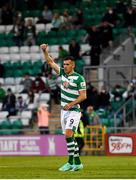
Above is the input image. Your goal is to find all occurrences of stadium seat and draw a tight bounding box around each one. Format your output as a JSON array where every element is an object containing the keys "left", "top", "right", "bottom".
[
  {"left": 81, "top": 44, "right": 90, "bottom": 52},
  {"left": 21, "top": 60, "right": 32, "bottom": 68},
  {"left": 27, "top": 103, "right": 35, "bottom": 110},
  {"left": 9, "top": 115, "right": 21, "bottom": 123},
  {"left": 0, "top": 40, "right": 7, "bottom": 47},
  {"left": 0, "top": 54, "right": 10, "bottom": 63},
  {"left": 36, "top": 23, "right": 46, "bottom": 33},
  {"left": 20, "top": 53, "right": 31, "bottom": 61},
  {"left": 15, "top": 84, "right": 24, "bottom": 93},
  {"left": 31, "top": 67, "right": 42, "bottom": 76},
  {"left": 13, "top": 70, "right": 23, "bottom": 77},
  {"left": 30, "top": 53, "right": 41, "bottom": 61},
  {"left": 62, "top": 44, "right": 69, "bottom": 51},
  {"left": 0, "top": 78, "right": 4, "bottom": 84},
  {"left": 0, "top": 47, "right": 9, "bottom": 54},
  {"left": 55, "top": 30, "right": 66, "bottom": 38},
  {"left": 32, "top": 60, "right": 43, "bottom": 67},
  {"left": 55, "top": 128, "right": 63, "bottom": 134},
  {"left": 21, "top": 110, "right": 32, "bottom": 126},
  {"left": 33, "top": 93, "right": 40, "bottom": 107},
  {"left": 30, "top": 45, "right": 40, "bottom": 53},
  {"left": 9, "top": 46, "right": 19, "bottom": 54},
  {"left": 37, "top": 31, "right": 46, "bottom": 38},
  {"left": 0, "top": 25, "right": 6, "bottom": 33},
  {"left": 14, "top": 77, "right": 22, "bottom": 85},
  {"left": 58, "top": 37, "right": 69, "bottom": 45},
  {"left": 38, "top": 93, "right": 50, "bottom": 104},
  {"left": 12, "top": 61, "right": 22, "bottom": 70},
  {"left": 49, "top": 45, "right": 59, "bottom": 52},
  {"left": 45, "top": 23, "right": 53, "bottom": 33},
  {"left": 0, "top": 33, "right": 5, "bottom": 40},
  {"left": 0, "top": 119, "right": 12, "bottom": 135},
  {"left": 0, "top": 102, "right": 2, "bottom": 110},
  {"left": 82, "top": 56, "right": 90, "bottom": 65},
  {"left": 4, "top": 77, "right": 15, "bottom": 85},
  {"left": 0, "top": 111, "right": 9, "bottom": 120},
  {"left": 11, "top": 119, "right": 23, "bottom": 135},
  {"left": 47, "top": 30, "right": 58, "bottom": 38},
  {"left": 21, "top": 111, "right": 32, "bottom": 118},
  {"left": 49, "top": 52, "right": 58, "bottom": 59},
  {"left": 5, "top": 25, "right": 13, "bottom": 33},
  {"left": 10, "top": 54, "right": 21, "bottom": 62},
  {"left": 100, "top": 118, "right": 110, "bottom": 127},
  {"left": 20, "top": 46, "right": 30, "bottom": 53}
]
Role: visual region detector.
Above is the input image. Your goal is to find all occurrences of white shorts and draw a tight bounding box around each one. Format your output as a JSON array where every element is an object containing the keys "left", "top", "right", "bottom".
[{"left": 61, "top": 110, "right": 81, "bottom": 134}]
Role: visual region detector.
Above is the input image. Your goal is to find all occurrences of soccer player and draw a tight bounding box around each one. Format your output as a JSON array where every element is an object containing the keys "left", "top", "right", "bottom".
[{"left": 40, "top": 44, "right": 87, "bottom": 171}]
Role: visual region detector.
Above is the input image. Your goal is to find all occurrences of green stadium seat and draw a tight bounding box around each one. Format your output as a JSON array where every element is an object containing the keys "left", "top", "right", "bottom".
[
  {"left": 96, "top": 109, "right": 108, "bottom": 118},
  {"left": 0, "top": 33, "right": 5, "bottom": 39},
  {"left": 12, "top": 61, "right": 22, "bottom": 69},
  {"left": 106, "top": 128, "right": 114, "bottom": 134},
  {"left": 75, "top": 59, "right": 85, "bottom": 74},
  {"left": 0, "top": 119, "right": 12, "bottom": 135},
  {"left": 56, "top": 30, "right": 66, "bottom": 37},
  {"left": 55, "top": 128, "right": 62, "bottom": 134},
  {"left": 100, "top": 118, "right": 111, "bottom": 127},
  {"left": 0, "top": 40, "right": 7, "bottom": 47},
  {"left": 48, "top": 38, "right": 59, "bottom": 45},
  {"left": 13, "top": 69, "right": 23, "bottom": 77},
  {"left": 58, "top": 37, "right": 70, "bottom": 45},
  {"left": 11, "top": 119, "right": 23, "bottom": 135},
  {"left": 37, "top": 31, "right": 46, "bottom": 38},
  {"left": 31, "top": 68, "right": 41, "bottom": 76},
  {"left": 47, "top": 31, "right": 57, "bottom": 38},
  {"left": 21, "top": 61, "right": 33, "bottom": 69}
]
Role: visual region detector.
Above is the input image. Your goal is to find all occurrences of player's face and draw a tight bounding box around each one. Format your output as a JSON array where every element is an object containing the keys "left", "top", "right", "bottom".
[{"left": 63, "top": 60, "right": 75, "bottom": 74}]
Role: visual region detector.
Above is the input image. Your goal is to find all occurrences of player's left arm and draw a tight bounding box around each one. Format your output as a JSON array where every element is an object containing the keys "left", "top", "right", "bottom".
[{"left": 63, "top": 90, "right": 87, "bottom": 110}]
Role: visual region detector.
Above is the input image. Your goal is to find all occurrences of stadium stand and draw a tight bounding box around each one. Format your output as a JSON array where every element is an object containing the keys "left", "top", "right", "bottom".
[{"left": 0, "top": 0, "right": 135, "bottom": 135}]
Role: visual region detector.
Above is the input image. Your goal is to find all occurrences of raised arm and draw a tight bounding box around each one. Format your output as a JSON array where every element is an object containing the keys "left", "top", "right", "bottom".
[{"left": 40, "top": 44, "right": 60, "bottom": 74}]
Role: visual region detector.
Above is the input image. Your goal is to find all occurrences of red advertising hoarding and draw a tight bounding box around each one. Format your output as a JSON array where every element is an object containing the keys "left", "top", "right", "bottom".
[{"left": 105, "top": 133, "right": 136, "bottom": 156}]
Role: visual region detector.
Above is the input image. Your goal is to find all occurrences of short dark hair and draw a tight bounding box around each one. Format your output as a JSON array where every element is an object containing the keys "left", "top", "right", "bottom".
[{"left": 63, "top": 56, "right": 75, "bottom": 62}]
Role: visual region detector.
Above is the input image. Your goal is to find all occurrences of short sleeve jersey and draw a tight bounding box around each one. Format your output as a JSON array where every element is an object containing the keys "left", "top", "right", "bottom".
[{"left": 60, "top": 68, "right": 86, "bottom": 112}]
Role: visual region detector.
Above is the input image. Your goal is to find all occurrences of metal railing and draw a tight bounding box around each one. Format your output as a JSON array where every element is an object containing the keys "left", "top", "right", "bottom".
[
  {"left": 83, "top": 64, "right": 136, "bottom": 90},
  {"left": 113, "top": 93, "right": 136, "bottom": 133}
]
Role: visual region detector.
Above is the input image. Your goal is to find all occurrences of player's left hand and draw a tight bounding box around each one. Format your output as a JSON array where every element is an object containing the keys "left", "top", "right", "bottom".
[{"left": 63, "top": 103, "right": 73, "bottom": 110}]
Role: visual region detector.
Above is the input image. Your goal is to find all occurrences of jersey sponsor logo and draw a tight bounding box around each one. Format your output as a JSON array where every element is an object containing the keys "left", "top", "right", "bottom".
[{"left": 80, "top": 82, "right": 86, "bottom": 88}]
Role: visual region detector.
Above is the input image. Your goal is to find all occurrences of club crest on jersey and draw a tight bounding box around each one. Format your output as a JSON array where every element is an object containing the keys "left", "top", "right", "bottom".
[
  {"left": 63, "top": 81, "right": 69, "bottom": 88},
  {"left": 80, "top": 82, "right": 86, "bottom": 88}
]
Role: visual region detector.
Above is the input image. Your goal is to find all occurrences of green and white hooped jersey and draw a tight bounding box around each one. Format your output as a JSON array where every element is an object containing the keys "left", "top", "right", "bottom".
[{"left": 60, "top": 68, "right": 86, "bottom": 112}]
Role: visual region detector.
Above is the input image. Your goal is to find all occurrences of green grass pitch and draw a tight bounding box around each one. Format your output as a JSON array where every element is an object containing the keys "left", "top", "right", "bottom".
[{"left": 0, "top": 156, "right": 136, "bottom": 179}]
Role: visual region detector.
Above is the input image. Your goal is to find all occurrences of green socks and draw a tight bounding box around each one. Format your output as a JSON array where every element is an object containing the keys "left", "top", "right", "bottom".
[
  {"left": 74, "top": 140, "right": 81, "bottom": 165},
  {"left": 66, "top": 137, "right": 75, "bottom": 165},
  {"left": 66, "top": 137, "right": 81, "bottom": 165}
]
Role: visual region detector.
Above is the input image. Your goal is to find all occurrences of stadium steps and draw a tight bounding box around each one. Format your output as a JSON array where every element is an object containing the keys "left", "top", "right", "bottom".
[{"left": 49, "top": 101, "right": 61, "bottom": 134}]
